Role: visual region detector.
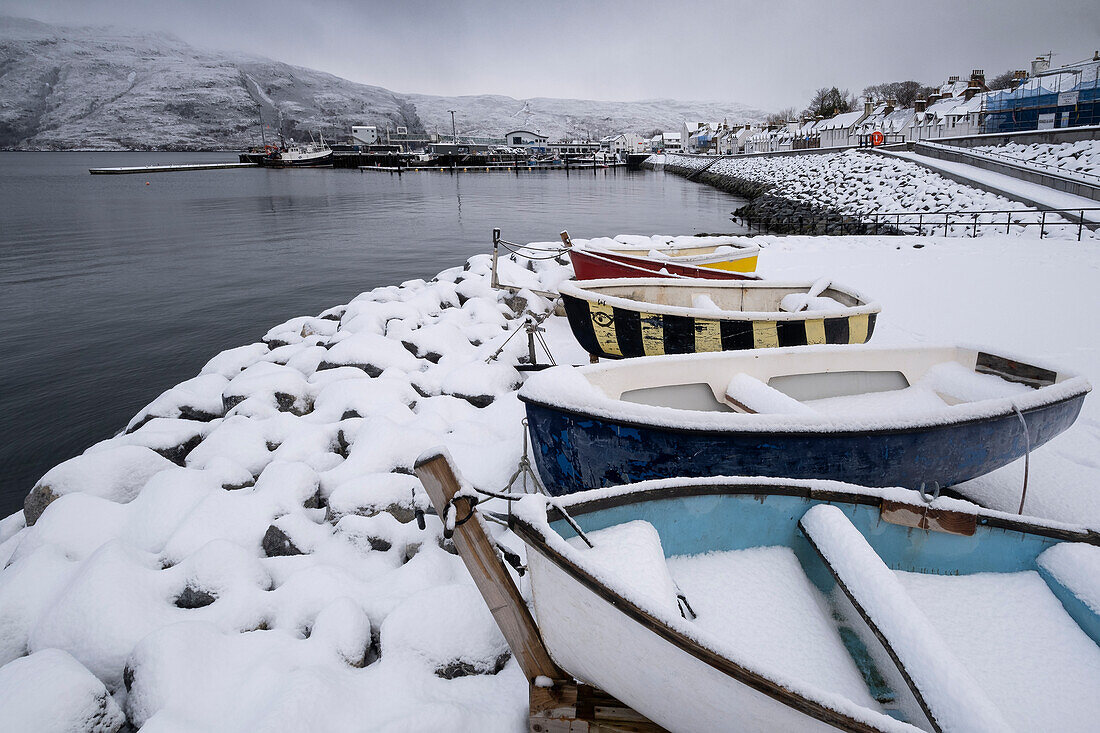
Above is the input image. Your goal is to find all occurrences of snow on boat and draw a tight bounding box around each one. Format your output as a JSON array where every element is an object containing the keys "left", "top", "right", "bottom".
[
  {"left": 568, "top": 234, "right": 760, "bottom": 280},
  {"left": 560, "top": 277, "right": 879, "bottom": 359},
  {"left": 567, "top": 247, "right": 761, "bottom": 281},
  {"left": 509, "top": 478, "right": 1100, "bottom": 732},
  {"left": 518, "top": 345, "right": 1090, "bottom": 495}
]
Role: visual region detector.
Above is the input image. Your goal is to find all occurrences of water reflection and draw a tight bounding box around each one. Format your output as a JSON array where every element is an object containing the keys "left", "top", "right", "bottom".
[{"left": 0, "top": 152, "right": 748, "bottom": 515}]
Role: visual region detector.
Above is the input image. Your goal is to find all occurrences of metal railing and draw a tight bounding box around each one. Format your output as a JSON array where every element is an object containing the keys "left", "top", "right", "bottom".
[{"left": 735, "top": 207, "right": 1100, "bottom": 241}]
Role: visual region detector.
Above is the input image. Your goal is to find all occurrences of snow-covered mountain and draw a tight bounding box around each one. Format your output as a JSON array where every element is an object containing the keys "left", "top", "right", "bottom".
[
  {"left": 0, "top": 16, "right": 423, "bottom": 150},
  {"left": 0, "top": 16, "right": 767, "bottom": 150},
  {"left": 407, "top": 93, "right": 768, "bottom": 143}
]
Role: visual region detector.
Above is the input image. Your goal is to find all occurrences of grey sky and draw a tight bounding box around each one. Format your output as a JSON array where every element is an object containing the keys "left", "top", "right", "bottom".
[{"left": 6, "top": 0, "right": 1099, "bottom": 110}]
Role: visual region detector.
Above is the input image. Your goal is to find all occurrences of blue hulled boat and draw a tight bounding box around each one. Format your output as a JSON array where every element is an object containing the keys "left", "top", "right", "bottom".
[
  {"left": 511, "top": 478, "right": 1100, "bottom": 731},
  {"left": 517, "top": 345, "right": 1089, "bottom": 496}
]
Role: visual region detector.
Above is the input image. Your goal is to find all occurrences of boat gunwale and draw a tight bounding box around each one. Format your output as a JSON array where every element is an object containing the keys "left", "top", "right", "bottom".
[
  {"left": 521, "top": 481, "right": 1100, "bottom": 545},
  {"left": 579, "top": 239, "right": 760, "bottom": 264},
  {"left": 566, "top": 248, "right": 762, "bottom": 281},
  {"left": 559, "top": 277, "right": 881, "bottom": 322},
  {"left": 518, "top": 386, "right": 1089, "bottom": 439},
  {"left": 506, "top": 482, "right": 1098, "bottom": 732}
]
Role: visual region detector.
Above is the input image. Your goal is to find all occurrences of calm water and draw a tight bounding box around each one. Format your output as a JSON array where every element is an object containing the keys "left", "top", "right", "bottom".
[{"left": 0, "top": 152, "right": 747, "bottom": 516}]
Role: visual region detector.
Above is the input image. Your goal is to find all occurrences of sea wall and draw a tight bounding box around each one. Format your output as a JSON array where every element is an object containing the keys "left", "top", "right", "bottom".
[{"left": 651, "top": 150, "right": 1087, "bottom": 238}]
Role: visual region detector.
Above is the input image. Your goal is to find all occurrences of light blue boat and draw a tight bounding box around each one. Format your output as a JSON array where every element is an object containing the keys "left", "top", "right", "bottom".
[{"left": 511, "top": 479, "right": 1100, "bottom": 732}]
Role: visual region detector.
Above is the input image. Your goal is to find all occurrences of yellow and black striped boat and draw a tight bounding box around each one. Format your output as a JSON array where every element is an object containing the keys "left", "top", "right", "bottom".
[{"left": 560, "top": 278, "right": 880, "bottom": 359}]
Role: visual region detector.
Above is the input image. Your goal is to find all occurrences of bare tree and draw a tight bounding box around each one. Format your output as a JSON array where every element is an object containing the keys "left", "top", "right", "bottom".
[
  {"left": 765, "top": 107, "right": 799, "bottom": 125},
  {"left": 861, "top": 80, "right": 925, "bottom": 107},
  {"left": 987, "top": 69, "right": 1021, "bottom": 91}
]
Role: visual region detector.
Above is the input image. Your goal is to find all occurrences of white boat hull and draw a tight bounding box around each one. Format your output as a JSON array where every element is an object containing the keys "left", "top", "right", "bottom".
[{"left": 527, "top": 549, "right": 861, "bottom": 733}]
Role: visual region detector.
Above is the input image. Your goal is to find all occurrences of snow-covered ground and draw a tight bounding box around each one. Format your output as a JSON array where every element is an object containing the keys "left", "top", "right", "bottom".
[
  {"left": 971, "top": 140, "right": 1100, "bottom": 180},
  {"left": 662, "top": 151, "right": 1097, "bottom": 239},
  {"left": 1, "top": 234, "right": 1098, "bottom": 730}
]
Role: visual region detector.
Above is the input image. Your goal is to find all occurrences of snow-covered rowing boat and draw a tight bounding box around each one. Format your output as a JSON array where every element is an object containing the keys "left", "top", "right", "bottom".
[
  {"left": 567, "top": 247, "right": 761, "bottom": 281},
  {"left": 560, "top": 277, "right": 879, "bottom": 359},
  {"left": 567, "top": 235, "right": 760, "bottom": 280},
  {"left": 510, "top": 479, "right": 1100, "bottom": 732},
  {"left": 518, "top": 345, "right": 1089, "bottom": 495}
]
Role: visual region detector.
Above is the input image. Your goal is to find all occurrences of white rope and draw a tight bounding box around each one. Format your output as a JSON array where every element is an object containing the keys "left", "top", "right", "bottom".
[{"left": 1013, "top": 404, "right": 1031, "bottom": 515}]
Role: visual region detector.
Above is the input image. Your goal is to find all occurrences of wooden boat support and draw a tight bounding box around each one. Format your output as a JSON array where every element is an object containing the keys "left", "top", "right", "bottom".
[{"left": 413, "top": 451, "right": 665, "bottom": 733}]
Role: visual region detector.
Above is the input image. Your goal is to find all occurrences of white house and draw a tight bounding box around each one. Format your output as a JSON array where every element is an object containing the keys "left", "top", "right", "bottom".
[
  {"left": 502, "top": 129, "right": 549, "bottom": 153},
  {"left": 351, "top": 126, "right": 379, "bottom": 145},
  {"left": 661, "top": 131, "right": 682, "bottom": 150},
  {"left": 682, "top": 121, "right": 713, "bottom": 153},
  {"left": 607, "top": 132, "right": 646, "bottom": 157},
  {"left": 817, "top": 104, "right": 870, "bottom": 148}
]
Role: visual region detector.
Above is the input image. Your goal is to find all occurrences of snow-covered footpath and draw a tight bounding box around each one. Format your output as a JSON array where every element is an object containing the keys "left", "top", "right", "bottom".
[{"left": 1, "top": 234, "right": 1099, "bottom": 731}]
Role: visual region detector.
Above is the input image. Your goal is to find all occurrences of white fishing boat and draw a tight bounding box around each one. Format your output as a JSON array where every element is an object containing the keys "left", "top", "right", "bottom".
[{"left": 260, "top": 132, "right": 333, "bottom": 167}]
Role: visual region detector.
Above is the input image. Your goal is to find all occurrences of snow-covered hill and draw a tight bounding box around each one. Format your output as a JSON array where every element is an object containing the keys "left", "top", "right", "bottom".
[
  {"left": 406, "top": 92, "right": 767, "bottom": 143},
  {"left": 0, "top": 16, "right": 422, "bottom": 150},
  {"left": 0, "top": 16, "right": 767, "bottom": 150}
]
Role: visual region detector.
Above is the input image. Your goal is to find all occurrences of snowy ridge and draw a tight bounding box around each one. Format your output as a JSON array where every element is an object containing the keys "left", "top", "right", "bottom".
[
  {"left": 0, "top": 16, "right": 423, "bottom": 150},
  {"left": 406, "top": 92, "right": 767, "bottom": 145},
  {"left": 0, "top": 16, "right": 765, "bottom": 150}
]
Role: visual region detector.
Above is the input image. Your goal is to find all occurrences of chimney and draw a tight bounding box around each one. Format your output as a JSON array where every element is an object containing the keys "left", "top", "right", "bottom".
[
  {"left": 863, "top": 98, "right": 873, "bottom": 116},
  {"left": 948, "top": 75, "right": 960, "bottom": 84},
  {"left": 964, "top": 85, "right": 980, "bottom": 101},
  {"left": 884, "top": 97, "right": 896, "bottom": 114},
  {"left": 914, "top": 98, "right": 927, "bottom": 113},
  {"left": 1031, "top": 56, "right": 1050, "bottom": 75},
  {"left": 1013, "top": 70, "right": 1028, "bottom": 82},
  {"left": 969, "top": 69, "right": 986, "bottom": 88}
]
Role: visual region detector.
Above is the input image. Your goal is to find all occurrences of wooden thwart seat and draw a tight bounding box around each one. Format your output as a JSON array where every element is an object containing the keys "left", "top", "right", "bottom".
[{"left": 798, "top": 504, "right": 1010, "bottom": 733}]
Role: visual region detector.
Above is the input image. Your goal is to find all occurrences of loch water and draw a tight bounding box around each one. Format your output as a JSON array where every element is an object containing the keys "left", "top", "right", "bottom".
[{"left": 0, "top": 152, "right": 748, "bottom": 517}]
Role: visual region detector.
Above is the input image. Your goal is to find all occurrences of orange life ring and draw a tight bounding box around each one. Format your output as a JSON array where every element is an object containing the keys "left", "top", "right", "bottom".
[{"left": 870, "top": 131, "right": 885, "bottom": 146}]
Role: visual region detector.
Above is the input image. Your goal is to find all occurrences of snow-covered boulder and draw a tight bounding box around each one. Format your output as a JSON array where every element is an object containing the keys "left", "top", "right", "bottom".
[
  {"left": 24, "top": 446, "right": 176, "bottom": 525},
  {"left": 0, "top": 648, "right": 125, "bottom": 733}
]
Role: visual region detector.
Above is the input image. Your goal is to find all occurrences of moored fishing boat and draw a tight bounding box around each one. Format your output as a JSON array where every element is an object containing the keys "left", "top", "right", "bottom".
[
  {"left": 567, "top": 234, "right": 760, "bottom": 279},
  {"left": 560, "top": 277, "right": 879, "bottom": 359},
  {"left": 509, "top": 477, "right": 1100, "bottom": 732},
  {"left": 518, "top": 344, "right": 1090, "bottom": 495},
  {"left": 260, "top": 133, "right": 333, "bottom": 167}
]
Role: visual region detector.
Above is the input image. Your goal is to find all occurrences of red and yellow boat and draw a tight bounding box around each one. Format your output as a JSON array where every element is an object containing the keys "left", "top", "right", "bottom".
[{"left": 564, "top": 233, "right": 760, "bottom": 281}]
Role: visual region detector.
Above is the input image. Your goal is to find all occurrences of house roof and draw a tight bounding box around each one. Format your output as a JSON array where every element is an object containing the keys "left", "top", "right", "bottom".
[
  {"left": 502, "top": 129, "right": 547, "bottom": 139},
  {"left": 818, "top": 110, "right": 864, "bottom": 131}
]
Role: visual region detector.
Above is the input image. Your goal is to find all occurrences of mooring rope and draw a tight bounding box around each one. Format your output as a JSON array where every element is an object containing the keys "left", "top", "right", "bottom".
[
  {"left": 1013, "top": 404, "right": 1031, "bottom": 515},
  {"left": 496, "top": 238, "right": 569, "bottom": 260}
]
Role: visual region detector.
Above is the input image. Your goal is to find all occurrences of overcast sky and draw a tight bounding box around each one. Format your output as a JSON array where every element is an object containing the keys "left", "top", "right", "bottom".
[{"left": 6, "top": 0, "right": 1099, "bottom": 110}]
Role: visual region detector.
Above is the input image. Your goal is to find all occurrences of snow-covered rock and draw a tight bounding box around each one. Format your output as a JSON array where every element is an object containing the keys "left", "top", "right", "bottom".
[
  {"left": 972, "top": 140, "right": 1100, "bottom": 180},
  {"left": 663, "top": 150, "right": 1096, "bottom": 239},
  {"left": 24, "top": 446, "right": 176, "bottom": 525},
  {"left": 0, "top": 648, "right": 125, "bottom": 733}
]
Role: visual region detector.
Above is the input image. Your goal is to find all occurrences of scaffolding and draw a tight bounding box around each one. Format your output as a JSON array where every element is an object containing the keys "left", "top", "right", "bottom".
[{"left": 983, "top": 55, "right": 1100, "bottom": 133}]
